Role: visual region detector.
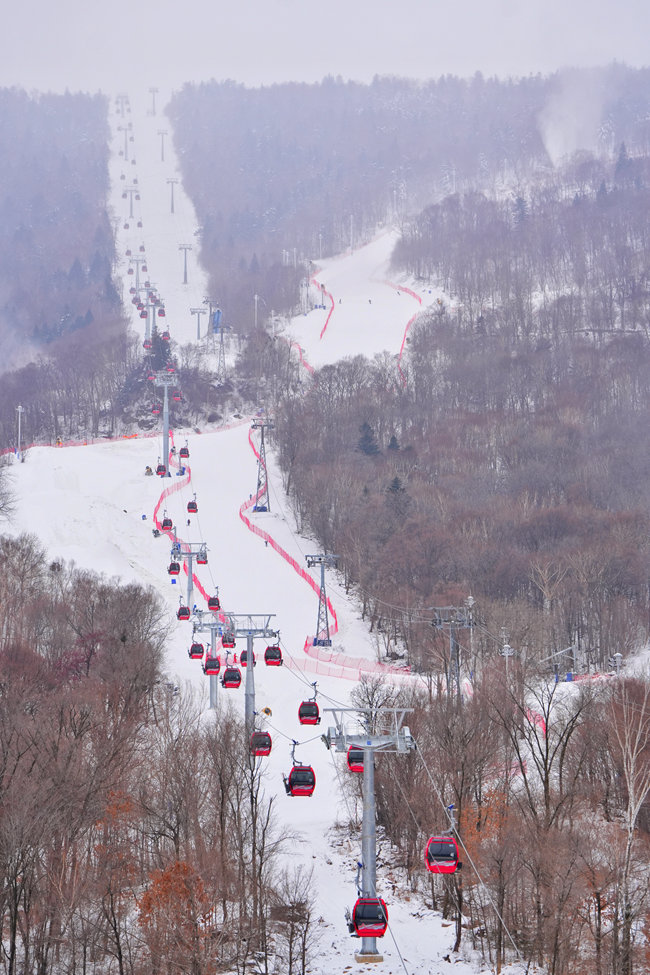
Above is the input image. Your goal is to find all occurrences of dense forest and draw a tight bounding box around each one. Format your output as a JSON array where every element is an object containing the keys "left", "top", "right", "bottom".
[
  {"left": 168, "top": 65, "right": 650, "bottom": 332},
  {"left": 0, "top": 66, "right": 649, "bottom": 975},
  {"left": 0, "top": 90, "right": 120, "bottom": 370}
]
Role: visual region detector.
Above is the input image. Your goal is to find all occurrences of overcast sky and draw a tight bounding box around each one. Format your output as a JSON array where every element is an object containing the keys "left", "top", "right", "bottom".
[{"left": 2, "top": 0, "right": 648, "bottom": 96}]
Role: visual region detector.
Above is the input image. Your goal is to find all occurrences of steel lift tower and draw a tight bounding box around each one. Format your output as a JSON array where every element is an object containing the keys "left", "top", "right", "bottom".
[
  {"left": 306, "top": 554, "right": 339, "bottom": 646},
  {"left": 153, "top": 371, "right": 177, "bottom": 474},
  {"left": 191, "top": 609, "right": 224, "bottom": 709},
  {"left": 169, "top": 540, "right": 208, "bottom": 615},
  {"left": 323, "top": 707, "right": 415, "bottom": 963},
  {"left": 251, "top": 419, "right": 274, "bottom": 512},
  {"left": 431, "top": 605, "right": 475, "bottom": 706},
  {"left": 225, "top": 614, "right": 278, "bottom": 732}
]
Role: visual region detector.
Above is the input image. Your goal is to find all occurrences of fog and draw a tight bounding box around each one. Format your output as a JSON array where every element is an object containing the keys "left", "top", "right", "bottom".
[{"left": 3, "top": 0, "right": 649, "bottom": 95}]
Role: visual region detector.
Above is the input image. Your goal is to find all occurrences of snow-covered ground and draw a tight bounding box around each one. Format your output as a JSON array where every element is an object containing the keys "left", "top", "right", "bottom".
[{"left": 4, "top": 89, "right": 521, "bottom": 975}]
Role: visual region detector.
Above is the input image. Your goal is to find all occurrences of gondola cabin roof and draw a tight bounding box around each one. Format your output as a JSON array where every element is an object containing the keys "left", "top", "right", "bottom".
[
  {"left": 264, "top": 645, "right": 283, "bottom": 666},
  {"left": 221, "top": 666, "right": 241, "bottom": 688},
  {"left": 188, "top": 642, "right": 204, "bottom": 660},
  {"left": 203, "top": 654, "right": 220, "bottom": 675},
  {"left": 298, "top": 701, "right": 320, "bottom": 725},
  {"left": 347, "top": 746, "right": 364, "bottom": 773},
  {"left": 250, "top": 731, "right": 272, "bottom": 756},
  {"left": 424, "top": 836, "right": 460, "bottom": 875},
  {"left": 286, "top": 765, "right": 316, "bottom": 796},
  {"left": 351, "top": 898, "right": 388, "bottom": 938}
]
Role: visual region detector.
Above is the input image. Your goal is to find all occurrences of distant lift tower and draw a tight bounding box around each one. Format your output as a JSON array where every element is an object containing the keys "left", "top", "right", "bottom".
[
  {"left": 431, "top": 604, "right": 475, "bottom": 706},
  {"left": 170, "top": 540, "right": 208, "bottom": 616},
  {"left": 191, "top": 609, "right": 223, "bottom": 709},
  {"left": 154, "top": 371, "right": 177, "bottom": 474},
  {"left": 323, "top": 707, "right": 415, "bottom": 964},
  {"left": 252, "top": 419, "right": 274, "bottom": 512},
  {"left": 306, "top": 553, "right": 339, "bottom": 646}
]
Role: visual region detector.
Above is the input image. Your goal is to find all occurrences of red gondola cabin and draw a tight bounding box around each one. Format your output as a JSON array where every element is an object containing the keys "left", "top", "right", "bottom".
[
  {"left": 298, "top": 701, "right": 320, "bottom": 725},
  {"left": 177, "top": 605, "right": 191, "bottom": 621},
  {"left": 424, "top": 836, "right": 460, "bottom": 875},
  {"left": 168, "top": 561, "right": 180, "bottom": 576},
  {"left": 221, "top": 666, "right": 241, "bottom": 689},
  {"left": 347, "top": 746, "right": 364, "bottom": 773},
  {"left": 187, "top": 500, "right": 198, "bottom": 514},
  {"left": 188, "top": 642, "right": 204, "bottom": 660},
  {"left": 207, "top": 595, "right": 220, "bottom": 611},
  {"left": 203, "top": 654, "right": 220, "bottom": 676},
  {"left": 156, "top": 463, "right": 166, "bottom": 475},
  {"left": 161, "top": 516, "right": 173, "bottom": 530},
  {"left": 285, "top": 765, "right": 316, "bottom": 797},
  {"left": 179, "top": 446, "right": 190, "bottom": 459},
  {"left": 351, "top": 898, "right": 388, "bottom": 938},
  {"left": 250, "top": 731, "right": 272, "bottom": 756},
  {"left": 240, "top": 650, "right": 256, "bottom": 667},
  {"left": 264, "top": 645, "right": 283, "bottom": 666},
  {"left": 222, "top": 631, "right": 236, "bottom": 648}
]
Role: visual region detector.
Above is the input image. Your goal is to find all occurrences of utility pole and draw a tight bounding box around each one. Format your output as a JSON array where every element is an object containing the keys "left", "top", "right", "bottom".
[
  {"left": 179, "top": 244, "right": 192, "bottom": 284},
  {"left": 306, "top": 554, "right": 339, "bottom": 646},
  {"left": 190, "top": 306, "right": 206, "bottom": 341},
  {"left": 431, "top": 605, "right": 475, "bottom": 706},
  {"left": 324, "top": 707, "right": 415, "bottom": 964},
  {"left": 149, "top": 87, "right": 159, "bottom": 115},
  {"left": 251, "top": 419, "right": 274, "bottom": 512},
  {"left": 158, "top": 128, "right": 168, "bottom": 162},
  {"left": 167, "top": 177, "right": 178, "bottom": 214},
  {"left": 15, "top": 405, "right": 24, "bottom": 461}
]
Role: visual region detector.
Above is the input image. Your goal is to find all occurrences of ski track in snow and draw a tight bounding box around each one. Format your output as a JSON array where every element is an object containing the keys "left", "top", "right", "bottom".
[{"left": 4, "top": 89, "right": 521, "bottom": 975}]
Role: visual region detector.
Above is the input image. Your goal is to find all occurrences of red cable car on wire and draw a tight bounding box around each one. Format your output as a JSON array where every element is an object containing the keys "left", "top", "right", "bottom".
[
  {"left": 188, "top": 642, "right": 204, "bottom": 660},
  {"left": 161, "top": 513, "right": 173, "bottom": 530},
  {"left": 207, "top": 594, "right": 220, "bottom": 611},
  {"left": 187, "top": 498, "right": 198, "bottom": 514},
  {"left": 283, "top": 742, "right": 316, "bottom": 796},
  {"left": 424, "top": 836, "right": 461, "bottom": 875},
  {"left": 264, "top": 644, "right": 283, "bottom": 666},
  {"left": 298, "top": 683, "right": 320, "bottom": 725},
  {"left": 240, "top": 649, "right": 256, "bottom": 667},
  {"left": 221, "top": 665, "right": 241, "bottom": 689},
  {"left": 177, "top": 604, "right": 191, "bottom": 621},
  {"left": 179, "top": 444, "right": 190, "bottom": 459},
  {"left": 203, "top": 652, "right": 220, "bottom": 676},
  {"left": 222, "top": 630, "right": 235, "bottom": 649},
  {"left": 347, "top": 746, "right": 364, "bottom": 773},
  {"left": 350, "top": 898, "right": 388, "bottom": 938},
  {"left": 156, "top": 463, "right": 166, "bottom": 476},
  {"left": 168, "top": 561, "right": 180, "bottom": 576},
  {"left": 196, "top": 546, "right": 208, "bottom": 565},
  {"left": 250, "top": 730, "right": 272, "bottom": 757}
]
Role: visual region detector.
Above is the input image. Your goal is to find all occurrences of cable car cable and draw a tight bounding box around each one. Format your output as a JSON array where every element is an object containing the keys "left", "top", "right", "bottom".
[{"left": 412, "top": 736, "right": 523, "bottom": 965}]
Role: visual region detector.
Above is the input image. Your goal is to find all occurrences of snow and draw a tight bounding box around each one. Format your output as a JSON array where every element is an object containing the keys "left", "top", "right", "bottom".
[{"left": 3, "top": 89, "right": 523, "bottom": 975}]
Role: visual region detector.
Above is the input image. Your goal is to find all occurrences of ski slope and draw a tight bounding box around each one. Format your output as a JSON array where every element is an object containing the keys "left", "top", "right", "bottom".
[{"left": 4, "top": 89, "right": 518, "bottom": 975}]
